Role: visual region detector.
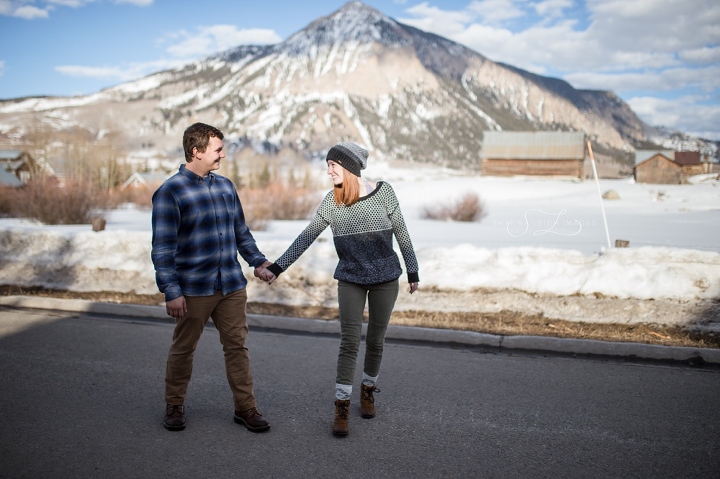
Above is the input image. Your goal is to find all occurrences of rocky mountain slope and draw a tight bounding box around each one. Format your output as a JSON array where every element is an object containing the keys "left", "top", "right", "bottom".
[{"left": 1, "top": 1, "right": 716, "bottom": 166}]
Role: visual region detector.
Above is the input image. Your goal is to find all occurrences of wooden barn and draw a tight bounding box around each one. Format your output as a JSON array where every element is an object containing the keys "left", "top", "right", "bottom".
[
  {"left": 633, "top": 150, "right": 704, "bottom": 184},
  {"left": 481, "top": 131, "right": 586, "bottom": 179}
]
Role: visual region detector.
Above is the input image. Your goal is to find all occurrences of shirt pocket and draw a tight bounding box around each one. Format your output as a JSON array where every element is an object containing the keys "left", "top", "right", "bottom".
[{"left": 222, "top": 193, "right": 236, "bottom": 219}]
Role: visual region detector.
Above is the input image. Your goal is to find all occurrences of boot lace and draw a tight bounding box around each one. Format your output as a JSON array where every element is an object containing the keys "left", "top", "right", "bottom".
[
  {"left": 361, "top": 386, "right": 379, "bottom": 404},
  {"left": 336, "top": 401, "right": 350, "bottom": 419}
]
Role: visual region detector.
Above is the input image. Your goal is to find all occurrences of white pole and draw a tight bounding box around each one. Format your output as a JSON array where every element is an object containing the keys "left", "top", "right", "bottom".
[{"left": 588, "top": 140, "right": 612, "bottom": 249}]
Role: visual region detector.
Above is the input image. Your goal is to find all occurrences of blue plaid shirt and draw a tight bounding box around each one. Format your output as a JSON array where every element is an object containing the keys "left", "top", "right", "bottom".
[{"left": 151, "top": 165, "right": 267, "bottom": 301}]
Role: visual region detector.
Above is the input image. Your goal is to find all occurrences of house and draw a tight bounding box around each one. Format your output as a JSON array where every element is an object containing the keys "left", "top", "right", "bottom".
[
  {"left": 120, "top": 171, "right": 169, "bottom": 190},
  {"left": 480, "top": 131, "right": 586, "bottom": 179},
  {"left": 0, "top": 150, "right": 34, "bottom": 184},
  {"left": 633, "top": 150, "right": 704, "bottom": 184}
]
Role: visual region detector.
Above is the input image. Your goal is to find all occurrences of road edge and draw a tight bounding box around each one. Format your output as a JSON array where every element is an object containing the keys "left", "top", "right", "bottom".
[{"left": 1, "top": 295, "right": 718, "bottom": 365}]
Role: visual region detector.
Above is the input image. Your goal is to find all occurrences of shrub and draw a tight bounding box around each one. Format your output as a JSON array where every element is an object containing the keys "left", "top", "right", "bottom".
[
  {"left": 239, "top": 180, "right": 320, "bottom": 231},
  {"left": 12, "top": 178, "right": 113, "bottom": 225},
  {"left": 422, "top": 192, "right": 487, "bottom": 222},
  {"left": 110, "top": 185, "right": 156, "bottom": 210}
]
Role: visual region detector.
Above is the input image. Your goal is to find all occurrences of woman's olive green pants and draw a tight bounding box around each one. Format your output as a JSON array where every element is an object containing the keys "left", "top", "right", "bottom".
[{"left": 335, "top": 279, "right": 399, "bottom": 385}]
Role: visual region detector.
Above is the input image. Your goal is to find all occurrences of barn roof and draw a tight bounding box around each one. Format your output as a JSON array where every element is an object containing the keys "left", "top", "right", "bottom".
[
  {"left": 635, "top": 150, "right": 674, "bottom": 166},
  {"left": 482, "top": 131, "right": 585, "bottom": 160},
  {"left": 674, "top": 151, "right": 701, "bottom": 166}
]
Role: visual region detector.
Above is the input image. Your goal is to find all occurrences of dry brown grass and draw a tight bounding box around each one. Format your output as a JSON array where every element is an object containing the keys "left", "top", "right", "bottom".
[
  {"left": 422, "top": 192, "right": 487, "bottom": 222},
  {"left": 1, "top": 285, "right": 716, "bottom": 349},
  {"left": 7, "top": 178, "right": 114, "bottom": 225},
  {"left": 239, "top": 180, "right": 319, "bottom": 230},
  {"left": 110, "top": 185, "right": 156, "bottom": 210}
]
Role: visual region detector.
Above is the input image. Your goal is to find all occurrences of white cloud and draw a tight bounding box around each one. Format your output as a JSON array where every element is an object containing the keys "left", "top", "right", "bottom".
[
  {"left": 0, "top": 60, "right": 5, "bottom": 76},
  {"left": 534, "top": 0, "right": 573, "bottom": 17},
  {"left": 680, "top": 47, "right": 720, "bottom": 64},
  {"left": 13, "top": 5, "right": 50, "bottom": 19},
  {"left": 162, "top": 25, "right": 282, "bottom": 59},
  {"left": 46, "top": 0, "right": 94, "bottom": 7},
  {"left": 114, "top": 0, "right": 153, "bottom": 6},
  {"left": 628, "top": 95, "right": 720, "bottom": 141},
  {"left": 403, "top": 3, "right": 474, "bottom": 37},
  {"left": 401, "top": 1, "right": 720, "bottom": 71},
  {"left": 565, "top": 66, "right": 720, "bottom": 93},
  {"left": 55, "top": 59, "right": 184, "bottom": 81},
  {"left": 1, "top": 0, "right": 145, "bottom": 18},
  {"left": 467, "top": 0, "right": 525, "bottom": 23}
]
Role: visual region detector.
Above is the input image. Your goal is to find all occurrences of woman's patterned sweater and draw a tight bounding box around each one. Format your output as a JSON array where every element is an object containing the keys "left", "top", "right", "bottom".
[{"left": 268, "top": 181, "right": 419, "bottom": 285}]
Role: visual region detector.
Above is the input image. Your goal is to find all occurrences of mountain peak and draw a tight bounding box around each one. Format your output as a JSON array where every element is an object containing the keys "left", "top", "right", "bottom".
[{"left": 282, "top": 0, "right": 409, "bottom": 52}]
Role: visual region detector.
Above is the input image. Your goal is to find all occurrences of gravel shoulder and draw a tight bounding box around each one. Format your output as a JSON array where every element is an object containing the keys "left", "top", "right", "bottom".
[{"left": 2, "top": 285, "right": 717, "bottom": 349}]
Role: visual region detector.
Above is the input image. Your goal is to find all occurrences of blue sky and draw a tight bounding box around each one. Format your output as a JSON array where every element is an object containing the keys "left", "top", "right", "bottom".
[{"left": 1, "top": 0, "right": 718, "bottom": 140}]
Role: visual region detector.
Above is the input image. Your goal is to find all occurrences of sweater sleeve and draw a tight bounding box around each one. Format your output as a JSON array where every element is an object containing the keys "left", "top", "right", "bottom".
[
  {"left": 384, "top": 184, "right": 420, "bottom": 283},
  {"left": 267, "top": 193, "right": 332, "bottom": 277}
]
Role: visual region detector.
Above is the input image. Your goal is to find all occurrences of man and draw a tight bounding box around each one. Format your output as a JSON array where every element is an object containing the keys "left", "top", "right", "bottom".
[{"left": 151, "top": 122, "right": 273, "bottom": 432}]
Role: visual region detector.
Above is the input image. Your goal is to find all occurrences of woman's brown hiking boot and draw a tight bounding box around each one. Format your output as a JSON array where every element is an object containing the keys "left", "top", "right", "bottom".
[
  {"left": 360, "top": 384, "right": 377, "bottom": 418},
  {"left": 332, "top": 399, "right": 350, "bottom": 436}
]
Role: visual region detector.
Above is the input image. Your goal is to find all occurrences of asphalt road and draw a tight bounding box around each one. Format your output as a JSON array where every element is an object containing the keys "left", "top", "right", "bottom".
[{"left": 1, "top": 306, "right": 719, "bottom": 479}]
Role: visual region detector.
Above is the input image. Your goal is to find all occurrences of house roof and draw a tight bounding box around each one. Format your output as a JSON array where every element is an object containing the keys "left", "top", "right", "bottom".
[
  {"left": 121, "top": 171, "right": 170, "bottom": 189},
  {"left": 482, "top": 131, "right": 586, "bottom": 160},
  {"left": 0, "top": 150, "right": 25, "bottom": 161},
  {"left": 635, "top": 150, "right": 674, "bottom": 166}
]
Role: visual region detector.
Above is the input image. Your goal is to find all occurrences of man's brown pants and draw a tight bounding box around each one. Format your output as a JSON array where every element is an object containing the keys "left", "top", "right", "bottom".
[{"left": 165, "top": 288, "right": 256, "bottom": 411}]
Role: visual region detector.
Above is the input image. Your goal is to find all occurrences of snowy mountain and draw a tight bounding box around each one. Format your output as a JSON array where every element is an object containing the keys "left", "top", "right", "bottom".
[{"left": 1, "top": 1, "right": 716, "bottom": 165}]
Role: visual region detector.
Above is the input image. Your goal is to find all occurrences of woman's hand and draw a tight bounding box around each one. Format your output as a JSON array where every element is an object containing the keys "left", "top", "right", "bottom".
[
  {"left": 409, "top": 282, "right": 418, "bottom": 294},
  {"left": 254, "top": 261, "right": 277, "bottom": 284}
]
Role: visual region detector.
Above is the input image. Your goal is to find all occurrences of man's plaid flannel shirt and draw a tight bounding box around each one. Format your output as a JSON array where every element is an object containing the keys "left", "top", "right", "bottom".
[{"left": 151, "top": 165, "right": 267, "bottom": 301}]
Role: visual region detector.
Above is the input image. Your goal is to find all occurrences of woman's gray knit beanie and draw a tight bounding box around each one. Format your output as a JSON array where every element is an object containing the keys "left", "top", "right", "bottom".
[{"left": 326, "top": 142, "right": 368, "bottom": 177}]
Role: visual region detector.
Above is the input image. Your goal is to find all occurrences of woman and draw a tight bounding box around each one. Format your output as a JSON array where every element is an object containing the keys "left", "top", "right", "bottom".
[{"left": 264, "top": 142, "right": 419, "bottom": 437}]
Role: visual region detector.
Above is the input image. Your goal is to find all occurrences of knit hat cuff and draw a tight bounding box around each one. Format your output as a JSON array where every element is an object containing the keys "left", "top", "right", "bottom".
[{"left": 326, "top": 146, "right": 361, "bottom": 177}]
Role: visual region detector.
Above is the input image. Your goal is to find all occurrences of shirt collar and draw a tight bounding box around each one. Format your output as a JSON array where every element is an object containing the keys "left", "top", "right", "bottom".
[{"left": 179, "top": 164, "right": 215, "bottom": 184}]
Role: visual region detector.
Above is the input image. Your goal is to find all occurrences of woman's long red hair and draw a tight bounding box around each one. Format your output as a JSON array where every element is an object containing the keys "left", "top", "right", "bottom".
[{"left": 333, "top": 170, "right": 360, "bottom": 206}]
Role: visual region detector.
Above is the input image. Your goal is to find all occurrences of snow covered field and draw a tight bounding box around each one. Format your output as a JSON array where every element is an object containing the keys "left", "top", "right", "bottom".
[{"left": 1, "top": 169, "right": 719, "bottom": 330}]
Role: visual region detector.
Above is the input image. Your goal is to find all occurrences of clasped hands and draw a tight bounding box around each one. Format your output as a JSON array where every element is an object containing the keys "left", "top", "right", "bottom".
[{"left": 254, "top": 261, "right": 276, "bottom": 284}]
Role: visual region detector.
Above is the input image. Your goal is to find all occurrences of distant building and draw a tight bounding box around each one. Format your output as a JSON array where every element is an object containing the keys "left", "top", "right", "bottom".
[
  {"left": 121, "top": 171, "right": 169, "bottom": 190},
  {"left": 0, "top": 150, "right": 34, "bottom": 185},
  {"left": 633, "top": 150, "right": 705, "bottom": 184},
  {"left": 481, "top": 131, "right": 586, "bottom": 179}
]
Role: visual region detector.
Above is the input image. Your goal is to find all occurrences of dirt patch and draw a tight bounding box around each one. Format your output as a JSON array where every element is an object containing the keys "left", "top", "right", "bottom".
[{"left": 2, "top": 284, "right": 717, "bottom": 349}]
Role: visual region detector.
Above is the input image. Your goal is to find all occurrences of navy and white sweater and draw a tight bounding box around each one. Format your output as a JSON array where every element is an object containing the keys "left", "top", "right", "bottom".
[{"left": 268, "top": 181, "right": 419, "bottom": 285}]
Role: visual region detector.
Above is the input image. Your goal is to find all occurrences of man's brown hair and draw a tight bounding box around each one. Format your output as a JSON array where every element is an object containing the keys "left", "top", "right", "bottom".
[{"left": 183, "top": 123, "right": 224, "bottom": 162}]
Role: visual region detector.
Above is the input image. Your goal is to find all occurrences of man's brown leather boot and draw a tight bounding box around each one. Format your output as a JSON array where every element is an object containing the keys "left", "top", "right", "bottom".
[{"left": 164, "top": 404, "right": 186, "bottom": 431}]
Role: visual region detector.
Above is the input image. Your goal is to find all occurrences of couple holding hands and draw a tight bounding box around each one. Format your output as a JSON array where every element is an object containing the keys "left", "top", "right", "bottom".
[{"left": 151, "top": 123, "right": 419, "bottom": 437}]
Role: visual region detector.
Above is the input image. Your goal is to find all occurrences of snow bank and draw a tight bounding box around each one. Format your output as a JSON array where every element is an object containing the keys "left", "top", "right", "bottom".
[{"left": 0, "top": 225, "right": 718, "bottom": 303}]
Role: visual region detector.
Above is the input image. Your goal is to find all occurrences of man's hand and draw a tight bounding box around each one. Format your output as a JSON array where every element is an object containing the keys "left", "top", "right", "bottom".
[
  {"left": 409, "top": 282, "right": 419, "bottom": 294},
  {"left": 166, "top": 296, "right": 187, "bottom": 319},
  {"left": 254, "top": 261, "right": 277, "bottom": 284}
]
